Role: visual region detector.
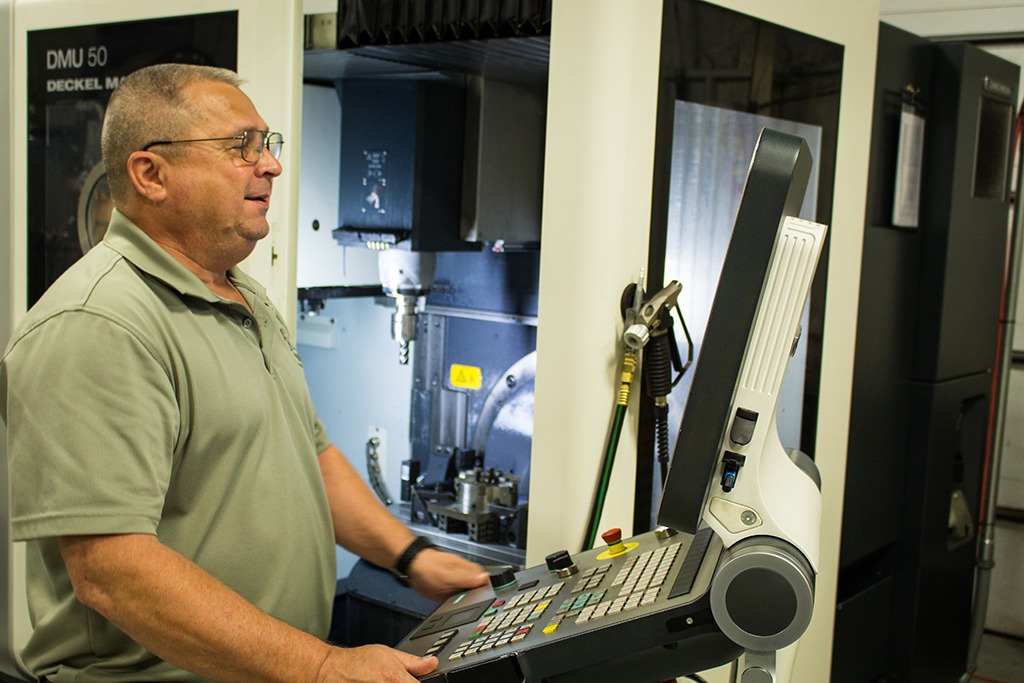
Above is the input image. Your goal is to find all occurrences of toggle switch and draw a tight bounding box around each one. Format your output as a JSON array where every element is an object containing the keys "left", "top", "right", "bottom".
[
  {"left": 721, "top": 452, "right": 746, "bottom": 493},
  {"left": 729, "top": 408, "right": 758, "bottom": 446}
]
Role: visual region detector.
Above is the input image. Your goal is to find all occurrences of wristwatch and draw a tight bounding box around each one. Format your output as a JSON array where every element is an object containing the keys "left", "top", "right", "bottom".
[{"left": 390, "top": 536, "right": 436, "bottom": 585}]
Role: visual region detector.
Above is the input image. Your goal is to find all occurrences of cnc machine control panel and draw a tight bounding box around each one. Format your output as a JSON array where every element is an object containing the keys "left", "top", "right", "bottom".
[{"left": 396, "top": 527, "right": 742, "bottom": 683}]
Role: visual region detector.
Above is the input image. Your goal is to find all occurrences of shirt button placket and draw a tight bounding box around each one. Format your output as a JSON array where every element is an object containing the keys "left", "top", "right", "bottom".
[{"left": 241, "top": 316, "right": 259, "bottom": 346}]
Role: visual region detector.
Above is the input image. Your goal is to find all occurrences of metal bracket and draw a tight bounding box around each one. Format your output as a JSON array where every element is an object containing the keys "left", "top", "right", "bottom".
[
  {"left": 367, "top": 436, "right": 393, "bottom": 505},
  {"left": 740, "top": 650, "right": 776, "bottom": 683}
]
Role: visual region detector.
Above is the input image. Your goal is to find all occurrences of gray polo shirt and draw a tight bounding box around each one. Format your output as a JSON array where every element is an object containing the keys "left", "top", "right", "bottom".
[{"left": 1, "top": 210, "right": 336, "bottom": 682}]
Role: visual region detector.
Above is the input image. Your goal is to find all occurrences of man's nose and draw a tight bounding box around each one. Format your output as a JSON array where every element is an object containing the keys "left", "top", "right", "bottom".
[{"left": 255, "top": 146, "right": 283, "bottom": 177}]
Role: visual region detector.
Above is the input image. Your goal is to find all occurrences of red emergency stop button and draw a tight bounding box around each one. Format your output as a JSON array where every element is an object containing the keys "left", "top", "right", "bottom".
[{"left": 601, "top": 528, "right": 627, "bottom": 556}]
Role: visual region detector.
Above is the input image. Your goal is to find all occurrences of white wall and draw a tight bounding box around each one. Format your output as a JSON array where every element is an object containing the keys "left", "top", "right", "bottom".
[
  {"left": 1, "top": 0, "right": 16, "bottom": 675},
  {"left": 882, "top": 0, "right": 1024, "bottom": 38},
  {"left": 530, "top": 1, "right": 880, "bottom": 681},
  {"left": 529, "top": 0, "right": 663, "bottom": 562}
]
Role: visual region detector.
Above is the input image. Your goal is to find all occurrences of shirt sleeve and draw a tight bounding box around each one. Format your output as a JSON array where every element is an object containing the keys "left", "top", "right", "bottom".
[{"left": 3, "top": 310, "right": 179, "bottom": 541}]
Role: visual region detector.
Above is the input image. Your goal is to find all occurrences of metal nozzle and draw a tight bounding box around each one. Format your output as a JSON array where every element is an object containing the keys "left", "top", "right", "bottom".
[
  {"left": 623, "top": 281, "right": 682, "bottom": 350},
  {"left": 623, "top": 323, "right": 651, "bottom": 349}
]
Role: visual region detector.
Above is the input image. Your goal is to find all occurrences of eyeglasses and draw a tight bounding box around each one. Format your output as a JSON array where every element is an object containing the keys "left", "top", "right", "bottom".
[{"left": 142, "top": 129, "right": 284, "bottom": 163}]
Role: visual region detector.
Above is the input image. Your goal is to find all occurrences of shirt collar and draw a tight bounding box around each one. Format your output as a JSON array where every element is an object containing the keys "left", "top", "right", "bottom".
[{"left": 101, "top": 209, "right": 265, "bottom": 306}]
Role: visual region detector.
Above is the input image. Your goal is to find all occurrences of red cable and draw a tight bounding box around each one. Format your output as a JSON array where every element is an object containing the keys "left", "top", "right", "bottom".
[{"left": 978, "top": 100, "right": 1024, "bottom": 526}]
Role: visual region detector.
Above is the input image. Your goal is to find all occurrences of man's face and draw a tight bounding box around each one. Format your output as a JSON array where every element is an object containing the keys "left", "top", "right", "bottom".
[{"left": 161, "top": 80, "right": 283, "bottom": 266}]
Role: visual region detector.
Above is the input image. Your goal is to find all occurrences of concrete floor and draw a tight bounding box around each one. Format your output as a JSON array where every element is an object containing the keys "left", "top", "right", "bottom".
[{"left": 973, "top": 632, "right": 1024, "bottom": 683}]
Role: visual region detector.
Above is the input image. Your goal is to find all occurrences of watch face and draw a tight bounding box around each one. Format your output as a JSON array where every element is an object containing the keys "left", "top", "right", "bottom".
[{"left": 77, "top": 163, "right": 114, "bottom": 255}]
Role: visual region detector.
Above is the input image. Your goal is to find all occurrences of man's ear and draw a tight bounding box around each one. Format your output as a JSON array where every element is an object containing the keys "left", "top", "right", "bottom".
[{"left": 126, "top": 151, "right": 168, "bottom": 203}]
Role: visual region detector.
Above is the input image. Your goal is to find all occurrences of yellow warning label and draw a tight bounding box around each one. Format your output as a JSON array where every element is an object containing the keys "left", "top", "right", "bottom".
[{"left": 449, "top": 364, "right": 483, "bottom": 391}]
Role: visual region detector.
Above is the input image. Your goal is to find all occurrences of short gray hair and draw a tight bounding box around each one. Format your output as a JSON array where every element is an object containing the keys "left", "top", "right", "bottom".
[{"left": 101, "top": 63, "right": 244, "bottom": 204}]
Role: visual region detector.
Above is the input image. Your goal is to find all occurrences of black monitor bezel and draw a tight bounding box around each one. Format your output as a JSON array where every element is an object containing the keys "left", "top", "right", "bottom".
[{"left": 656, "top": 128, "right": 812, "bottom": 534}]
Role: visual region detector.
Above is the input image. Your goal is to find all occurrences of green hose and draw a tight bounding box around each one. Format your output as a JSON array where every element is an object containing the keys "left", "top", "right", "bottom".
[
  {"left": 581, "top": 349, "right": 637, "bottom": 551},
  {"left": 581, "top": 403, "right": 629, "bottom": 550}
]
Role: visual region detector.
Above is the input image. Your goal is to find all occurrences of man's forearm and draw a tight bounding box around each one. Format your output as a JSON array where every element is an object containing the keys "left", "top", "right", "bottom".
[
  {"left": 317, "top": 444, "right": 415, "bottom": 569},
  {"left": 59, "top": 534, "right": 332, "bottom": 683},
  {"left": 316, "top": 444, "right": 490, "bottom": 603}
]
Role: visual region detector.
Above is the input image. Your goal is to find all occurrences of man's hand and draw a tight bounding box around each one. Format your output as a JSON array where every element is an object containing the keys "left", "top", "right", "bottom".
[
  {"left": 316, "top": 645, "right": 437, "bottom": 683},
  {"left": 407, "top": 548, "right": 490, "bottom": 602}
]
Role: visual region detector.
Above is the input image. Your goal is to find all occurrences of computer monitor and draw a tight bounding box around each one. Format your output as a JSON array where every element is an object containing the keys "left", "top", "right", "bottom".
[{"left": 656, "top": 128, "right": 821, "bottom": 554}]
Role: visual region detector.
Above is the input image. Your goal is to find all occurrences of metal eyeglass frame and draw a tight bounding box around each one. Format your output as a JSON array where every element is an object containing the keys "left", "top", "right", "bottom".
[{"left": 142, "top": 129, "right": 284, "bottom": 163}]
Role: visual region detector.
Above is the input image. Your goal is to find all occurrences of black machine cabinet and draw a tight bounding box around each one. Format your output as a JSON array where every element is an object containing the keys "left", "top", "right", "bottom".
[
  {"left": 835, "top": 23, "right": 1019, "bottom": 683},
  {"left": 914, "top": 43, "right": 1017, "bottom": 382},
  {"left": 334, "top": 75, "right": 471, "bottom": 252},
  {"left": 897, "top": 375, "right": 991, "bottom": 680}
]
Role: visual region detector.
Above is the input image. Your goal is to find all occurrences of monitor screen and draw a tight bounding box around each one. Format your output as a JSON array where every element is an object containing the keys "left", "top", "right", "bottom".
[{"left": 656, "top": 127, "right": 814, "bottom": 534}]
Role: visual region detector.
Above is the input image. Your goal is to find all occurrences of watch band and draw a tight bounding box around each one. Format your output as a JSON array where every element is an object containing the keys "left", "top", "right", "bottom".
[{"left": 391, "top": 536, "right": 436, "bottom": 584}]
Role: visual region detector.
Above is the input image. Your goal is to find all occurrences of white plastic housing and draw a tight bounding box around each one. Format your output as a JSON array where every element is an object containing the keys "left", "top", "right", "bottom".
[{"left": 701, "top": 215, "right": 827, "bottom": 571}]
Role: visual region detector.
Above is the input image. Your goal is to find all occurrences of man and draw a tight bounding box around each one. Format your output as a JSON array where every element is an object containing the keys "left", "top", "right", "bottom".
[{"left": 0, "top": 63, "right": 488, "bottom": 682}]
